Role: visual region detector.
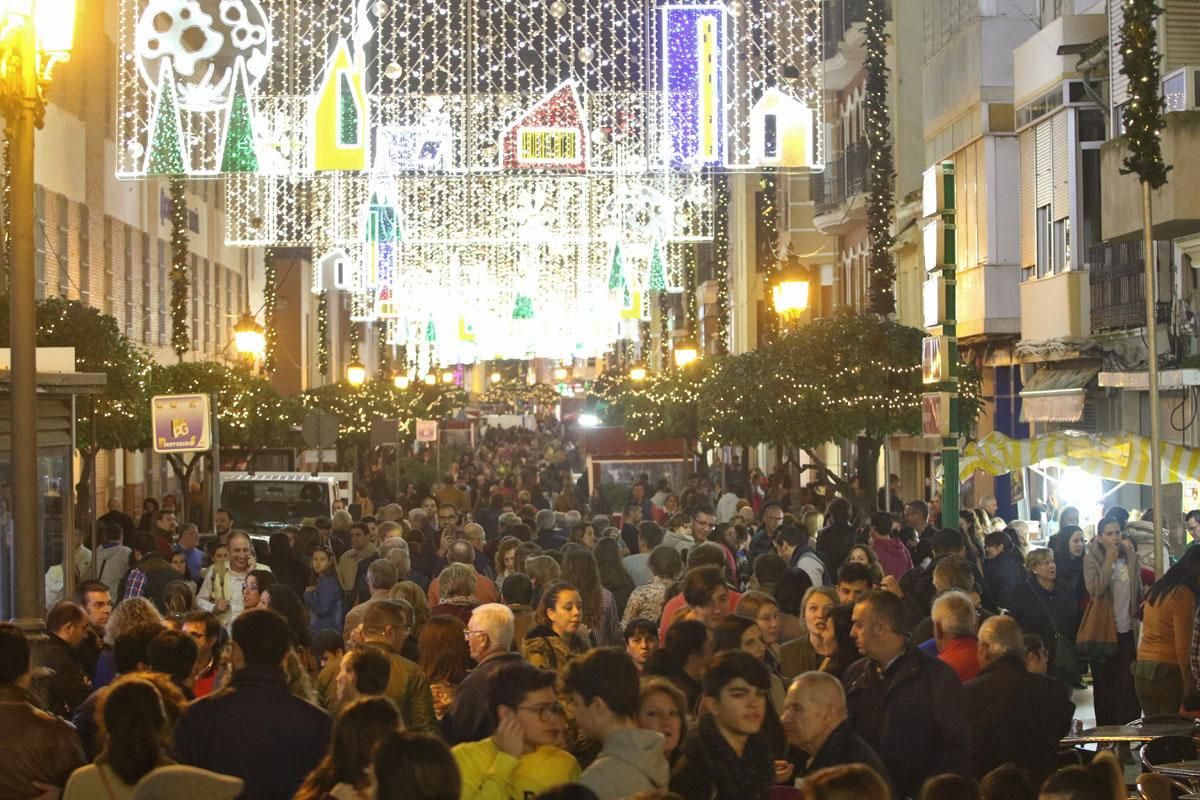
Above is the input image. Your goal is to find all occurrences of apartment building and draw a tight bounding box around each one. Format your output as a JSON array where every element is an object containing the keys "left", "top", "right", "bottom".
[{"left": 20, "top": 0, "right": 262, "bottom": 514}]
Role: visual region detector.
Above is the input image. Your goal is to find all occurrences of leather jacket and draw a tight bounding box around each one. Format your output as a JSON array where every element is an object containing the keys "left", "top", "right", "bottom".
[{"left": 0, "top": 683, "right": 85, "bottom": 799}]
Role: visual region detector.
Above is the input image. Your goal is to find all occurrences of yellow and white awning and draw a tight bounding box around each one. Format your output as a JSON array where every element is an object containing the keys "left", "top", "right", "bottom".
[{"left": 959, "top": 431, "right": 1200, "bottom": 485}]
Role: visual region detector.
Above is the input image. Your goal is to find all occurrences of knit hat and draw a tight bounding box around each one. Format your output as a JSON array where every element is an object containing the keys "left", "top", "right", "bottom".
[{"left": 132, "top": 765, "right": 244, "bottom": 800}]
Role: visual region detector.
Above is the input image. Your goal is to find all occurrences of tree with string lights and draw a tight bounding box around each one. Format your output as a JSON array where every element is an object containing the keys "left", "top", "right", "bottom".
[
  {"left": 864, "top": 0, "right": 896, "bottom": 316},
  {"left": 168, "top": 178, "right": 190, "bottom": 361}
]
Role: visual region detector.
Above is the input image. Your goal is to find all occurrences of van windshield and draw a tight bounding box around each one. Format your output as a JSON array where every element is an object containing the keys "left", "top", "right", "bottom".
[{"left": 220, "top": 480, "right": 330, "bottom": 526}]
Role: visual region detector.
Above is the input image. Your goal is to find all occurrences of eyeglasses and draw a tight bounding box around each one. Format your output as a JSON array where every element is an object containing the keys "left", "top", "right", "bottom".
[
  {"left": 463, "top": 630, "right": 488, "bottom": 641},
  {"left": 517, "top": 703, "right": 565, "bottom": 721}
]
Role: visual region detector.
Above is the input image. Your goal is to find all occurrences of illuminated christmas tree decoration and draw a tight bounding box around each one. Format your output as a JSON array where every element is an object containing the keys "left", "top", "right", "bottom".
[
  {"left": 145, "top": 59, "right": 188, "bottom": 176},
  {"left": 311, "top": 38, "right": 369, "bottom": 172},
  {"left": 219, "top": 58, "right": 260, "bottom": 174}
]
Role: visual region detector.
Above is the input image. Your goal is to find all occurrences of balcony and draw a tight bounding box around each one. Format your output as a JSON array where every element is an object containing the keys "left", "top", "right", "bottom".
[
  {"left": 823, "top": 0, "right": 869, "bottom": 59},
  {"left": 823, "top": 0, "right": 870, "bottom": 89},
  {"left": 1101, "top": 111, "right": 1200, "bottom": 241},
  {"left": 1089, "top": 240, "right": 1171, "bottom": 333},
  {"left": 811, "top": 139, "right": 868, "bottom": 218},
  {"left": 1019, "top": 270, "right": 1090, "bottom": 342}
]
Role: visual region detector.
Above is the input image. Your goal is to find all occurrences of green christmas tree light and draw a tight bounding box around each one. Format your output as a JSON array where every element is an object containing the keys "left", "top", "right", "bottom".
[
  {"left": 608, "top": 242, "right": 625, "bottom": 290},
  {"left": 146, "top": 60, "right": 186, "bottom": 176},
  {"left": 220, "top": 59, "right": 259, "bottom": 174},
  {"left": 339, "top": 73, "right": 359, "bottom": 147},
  {"left": 512, "top": 295, "right": 534, "bottom": 320},
  {"left": 647, "top": 241, "right": 667, "bottom": 292}
]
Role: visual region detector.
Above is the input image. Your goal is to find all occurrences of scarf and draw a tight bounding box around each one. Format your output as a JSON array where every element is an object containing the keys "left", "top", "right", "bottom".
[{"left": 695, "top": 713, "right": 774, "bottom": 800}]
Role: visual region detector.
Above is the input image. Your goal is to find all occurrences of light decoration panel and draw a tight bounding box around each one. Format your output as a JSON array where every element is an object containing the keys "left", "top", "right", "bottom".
[{"left": 117, "top": 0, "right": 823, "bottom": 361}]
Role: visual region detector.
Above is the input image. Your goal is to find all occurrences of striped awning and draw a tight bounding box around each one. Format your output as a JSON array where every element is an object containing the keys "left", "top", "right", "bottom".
[{"left": 958, "top": 430, "right": 1200, "bottom": 485}]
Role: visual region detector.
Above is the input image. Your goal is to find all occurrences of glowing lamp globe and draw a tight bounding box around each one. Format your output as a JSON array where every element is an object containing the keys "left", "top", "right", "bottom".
[
  {"left": 490, "top": 371, "right": 503, "bottom": 384},
  {"left": 673, "top": 343, "right": 699, "bottom": 369},
  {"left": 233, "top": 313, "right": 265, "bottom": 357},
  {"left": 345, "top": 359, "right": 367, "bottom": 387},
  {"left": 629, "top": 365, "right": 648, "bottom": 382},
  {"left": 422, "top": 373, "right": 438, "bottom": 386},
  {"left": 441, "top": 370, "right": 455, "bottom": 385},
  {"left": 772, "top": 263, "right": 811, "bottom": 318},
  {"left": 393, "top": 373, "right": 411, "bottom": 390},
  {"left": 553, "top": 366, "right": 569, "bottom": 381},
  {"left": 35, "top": 0, "right": 76, "bottom": 56}
]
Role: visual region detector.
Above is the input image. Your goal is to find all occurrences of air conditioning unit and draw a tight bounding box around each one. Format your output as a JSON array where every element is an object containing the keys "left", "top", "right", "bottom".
[{"left": 1163, "top": 66, "right": 1200, "bottom": 113}]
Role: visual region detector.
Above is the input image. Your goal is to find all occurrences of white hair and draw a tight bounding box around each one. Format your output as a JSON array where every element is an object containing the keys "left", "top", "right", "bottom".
[
  {"left": 470, "top": 603, "right": 515, "bottom": 651},
  {"left": 931, "top": 591, "right": 976, "bottom": 639}
]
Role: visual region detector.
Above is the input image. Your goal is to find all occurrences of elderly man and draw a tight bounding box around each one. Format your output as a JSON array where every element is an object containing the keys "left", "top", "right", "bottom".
[
  {"left": 965, "top": 615, "right": 1074, "bottom": 784},
  {"left": 428, "top": 540, "right": 500, "bottom": 606},
  {"left": 460, "top": 522, "right": 495, "bottom": 579},
  {"left": 442, "top": 603, "right": 524, "bottom": 745},
  {"left": 343, "top": 559, "right": 399, "bottom": 637},
  {"left": 846, "top": 590, "right": 970, "bottom": 798},
  {"left": 782, "top": 671, "right": 886, "bottom": 782},
  {"left": 932, "top": 590, "right": 980, "bottom": 682},
  {"left": 535, "top": 508, "right": 565, "bottom": 550}
]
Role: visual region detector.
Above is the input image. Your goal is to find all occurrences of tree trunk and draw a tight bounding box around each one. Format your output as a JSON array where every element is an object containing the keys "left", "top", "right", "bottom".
[
  {"left": 855, "top": 436, "right": 883, "bottom": 520},
  {"left": 166, "top": 453, "right": 201, "bottom": 523},
  {"left": 75, "top": 447, "right": 96, "bottom": 524}
]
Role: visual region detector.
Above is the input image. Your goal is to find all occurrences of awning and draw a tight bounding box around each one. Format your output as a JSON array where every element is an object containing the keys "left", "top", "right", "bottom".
[
  {"left": 1019, "top": 366, "right": 1098, "bottom": 423},
  {"left": 958, "top": 430, "right": 1200, "bottom": 485}
]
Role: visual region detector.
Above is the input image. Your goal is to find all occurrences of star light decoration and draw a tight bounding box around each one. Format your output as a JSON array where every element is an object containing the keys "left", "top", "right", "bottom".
[{"left": 116, "top": 0, "right": 824, "bottom": 363}]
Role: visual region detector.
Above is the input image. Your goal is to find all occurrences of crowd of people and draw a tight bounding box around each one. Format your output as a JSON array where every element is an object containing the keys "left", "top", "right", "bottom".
[{"left": 1, "top": 425, "right": 1186, "bottom": 800}]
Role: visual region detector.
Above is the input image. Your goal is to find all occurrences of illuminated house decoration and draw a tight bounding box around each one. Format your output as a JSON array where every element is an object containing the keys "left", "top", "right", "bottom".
[
  {"left": 501, "top": 82, "right": 588, "bottom": 172},
  {"left": 750, "top": 89, "right": 814, "bottom": 168},
  {"left": 312, "top": 247, "right": 354, "bottom": 295},
  {"left": 312, "top": 39, "right": 369, "bottom": 172},
  {"left": 660, "top": 4, "right": 729, "bottom": 168}
]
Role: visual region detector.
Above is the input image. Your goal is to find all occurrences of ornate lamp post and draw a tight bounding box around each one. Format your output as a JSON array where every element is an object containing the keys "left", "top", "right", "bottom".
[
  {"left": 5, "top": 0, "right": 77, "bottom": 628},
  {"left": 673, "top": 341, "right": 699, "bottom": 369},
  {"left": 771, "top": 261, "right": 811, "bottom": 329},
  {"left": 345, "top": 359, "right": 367, "bottom": 387}
]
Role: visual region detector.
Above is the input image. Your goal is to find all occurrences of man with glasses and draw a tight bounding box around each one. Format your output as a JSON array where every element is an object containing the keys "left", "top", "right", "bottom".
[
  {"left": 1186, "top": 510, "right": 1200, "bottom": 547},
  {"left": 748, "top": 502, "right": 785, "bottom": 564},
  {"left": 198, "top": 531, "right": 272, "bottom": 628},
  {"left": 443, "top": 603, "right": 524, "bottom": 745},
  {"left": 315, "top": 599, "right": 437, "bottom": 734},
  {"left": 452, "top": 661, "right": 580, "bottom": 799}
]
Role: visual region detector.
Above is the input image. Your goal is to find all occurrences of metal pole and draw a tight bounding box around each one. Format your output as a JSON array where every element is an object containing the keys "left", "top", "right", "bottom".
[
  {"left": 884, "top": 437, "right": 891, "bottom": 513},
  {"left": 9, "top": 18, "right": 42, "bottom": 629},
  {"left": 211, "top": 397, "right": 220, "bottom": 535},
  {"left": 1143, "top": 180, "right": 1164, "bottom": 574}
]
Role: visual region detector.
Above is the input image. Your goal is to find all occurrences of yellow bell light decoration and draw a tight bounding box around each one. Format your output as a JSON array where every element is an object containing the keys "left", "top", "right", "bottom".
[
  {"left": 233, "top": 312, "right": 265, "bottom": 358},
  {"left": 423, "top": 373, "right": 438, "bottom": 386},
  {"left": 392, "top": 372, "right": 411, "bottom": 390},
  {"left": 345, "top": 358, "right": 367, "bottom": 387},
  {"left": 673, "top": 341, "right": 699, "bottom": 369},
  {"left": 629, "top": 364, "right": 648, "bottom": 382},
  {"left": 772, "top": 262, "right": 811, "bottom": 321}
]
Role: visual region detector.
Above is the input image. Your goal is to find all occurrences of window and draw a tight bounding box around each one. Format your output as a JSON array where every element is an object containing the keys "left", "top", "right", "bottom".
[
  {"left": 202, "top": 258, "right": 210, "bottom": 347},
  {"left": 124, "top": 225, "right": 134, "bottom": 336},
  {"left": 141, "top": 233, "right": 150, "bottom": 343},
  {"left": 56, "top": 194, "right": 69, "bottom": 297},
  {"left": 214, "top": 262, "right": 222, "bottom": 348},
  {"left": 78, "top": 207, "right": 90, "bottom": 305},
  {"left": 103, "top": 216, "right": 114, "bottom": 313},
  {"left": 33, "top": 188, "right": 45, "bottom": 300},
  {"left": 191, "top": 254, "right": 199, "bottom": 348},
  {"left": 1036, "top": 205, "right": 1052, "bottom": 278},
  {"left": 157, "top": 239, "right": 166, "bottom": 345},
  {"left": 1054, "top": 218, "right": 1070, "bottom": 273}
]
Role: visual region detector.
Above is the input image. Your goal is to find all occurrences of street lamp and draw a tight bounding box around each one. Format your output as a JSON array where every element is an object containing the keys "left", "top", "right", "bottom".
[
  {"left": 345, "top": 359, "right": 367, "bottom": 387},
  {"left": 4, "top": 0, "right": 76, "bottom": 629},
  {"left": 233, "top": 312, "right": 265, "bottom": 359},
  {"left": 629, "top": 364, "right": 648, "bottom": 382},
  {"left": 772, "top": 261, "right": 811, "bottom": 324},
  {"left": 441, "top": 370, "right": 455, "bottom": 385},
  {"left": 490, "top": 371, "right": 503, "bottom": 384},
  {"left": 392, "top": 372, "right": 411, "bottom": 390},
  {"left": 423, "top": 372, "right": 438, "bottom": 386},
  {"left": 553, "top": 366, "right": 569, "bottom": 382},
  {"left": 673, "top": 341, "right": 699, "bottom": 369}
]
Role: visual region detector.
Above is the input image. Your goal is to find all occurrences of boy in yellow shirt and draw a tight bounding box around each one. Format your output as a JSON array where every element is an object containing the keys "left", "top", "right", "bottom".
[{"left": 452, "top": 662, "right": 580, "bottom": 800}]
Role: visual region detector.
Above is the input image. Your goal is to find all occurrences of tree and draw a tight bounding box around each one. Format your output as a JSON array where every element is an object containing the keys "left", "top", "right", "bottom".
[
  {"left": 0, "top": 297, "right": 154, "bottom": 519},
  {"left": 151, "top": 361, "right": 302, "bottom": 520},
  {"left": 479, "top": 379, "right": 560, "bottom": 411},
  {"left": 864, "top": 0, "right": 896, "bottom": 316},
  {"left": 599, "top": 360, "right": 712, "bottom": 443},
  {"left": 701, "top": 314, "right": 981, "bottom": 518}
]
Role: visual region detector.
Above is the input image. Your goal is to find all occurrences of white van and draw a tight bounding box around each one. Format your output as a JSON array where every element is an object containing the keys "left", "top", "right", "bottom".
[{"left": 218, "top": 472, "right": 348, "bottom": 539}]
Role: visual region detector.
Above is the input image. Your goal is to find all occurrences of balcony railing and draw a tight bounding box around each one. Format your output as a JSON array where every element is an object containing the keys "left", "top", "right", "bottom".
[
  {"left": 823, "top": 0, "right": 870, "bottom": 60},
  {"left": 811, "top": 140, "right": 868, "bottom": 215},
  {"left": 1089, "top": 240, "right": 1170, "bottom": 332}
]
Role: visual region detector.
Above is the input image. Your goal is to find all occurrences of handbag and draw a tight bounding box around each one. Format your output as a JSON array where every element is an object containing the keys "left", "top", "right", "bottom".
[
  {"left": 1027, "top": 582, "right": 1084, "bottom": 689},
  {"left": 1076, "top": 594, "right": 1119, "bottom": 663}
]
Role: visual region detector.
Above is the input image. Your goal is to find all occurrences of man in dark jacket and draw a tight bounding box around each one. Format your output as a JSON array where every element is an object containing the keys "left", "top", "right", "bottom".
[
  {"left": 443, "top": 603, "right": 525, "bottom": 745},
  {"left": 900, "top": 528, "right": 995, "bottom": 615},
  {"left": 816, "top": 498, "right": 857, "bottom": 574},
  {"left": 782, "top": 671, "right": 886, "bottom": 782},
  {"left": 175, "top": 609, "right": 332, "bottom": 800},
  {"left": 40, "top": 602, "right": 93, "bottom": 718},
  {"left": 0, "top": 623, "right": 85, "bottom": 800},
  {"left": 122, "top": 530, "right": 177, "bottom": 611},
  {"left": 845, "top": 591, "right": 970, "bottom": 799},
  {"left": 965, "top": 616, "right": 1074, "bottom": 785}
]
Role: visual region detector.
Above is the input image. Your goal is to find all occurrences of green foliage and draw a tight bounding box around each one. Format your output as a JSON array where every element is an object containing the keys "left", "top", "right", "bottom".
[
  {"left": 168, "top": 178, "right": 190, "bottom": 359},
  {"left": 601, "top": 360, "right": 710, "bottom": 442},
  {"left": 480, "top": 379, "right": 561, "bottom": 410},
  {"left": 1119, "top": 0, "right": 1171, "bottom": 189},
  {"left": 864, "top": 0, "right": 897, "bottom": 315},
  {"left": 301, "top": 380, "right": 466, "bottom": 444},
  {"left": 150, "top": 361, "right": 302, "bottom": 451},
  {"left": 0, "top": 297, "right": 154, "bottom": 453}
]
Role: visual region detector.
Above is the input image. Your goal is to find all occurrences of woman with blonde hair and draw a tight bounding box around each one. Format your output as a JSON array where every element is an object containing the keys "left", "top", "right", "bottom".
[{"left": 93, "top": 597, "right": 163, "bottom": 689}]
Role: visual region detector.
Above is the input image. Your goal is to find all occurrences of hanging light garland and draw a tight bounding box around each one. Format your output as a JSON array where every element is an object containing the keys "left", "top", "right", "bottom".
[
  {"left": 864, "top": 0, "right": 897, "bottom": 316},
  {"left": 316, "top": 289, "right": 329, "bottom": 377},
  {"left": 168, "top": 177, "right": 190, "bottom": 360},
  {"left": 262, "top": 246, "right": 277, "bottom": 373},
  {"left": 712, "top": 173, "right": 731, "bottom": 355},
  {"left": 1119, "top": 0, "right": 1171, "bottom": 189},
  {"left": 757, "top": 173, "right": 780, "bottom": 344}
]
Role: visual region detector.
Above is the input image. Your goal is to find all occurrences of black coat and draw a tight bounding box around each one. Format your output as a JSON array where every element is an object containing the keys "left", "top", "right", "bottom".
[
  {"left": 1004, "top": 577, "right": 1081, "bottom": 662},
  {"left": 964, "top": 654, "right": 1075, "bottom": 785},
  {"left": 440, "top": 651, "right": 525, "bottom": 745},
  {"left": 984, "top": 551, "right": 1026, "bottom": 605},
  {"left": 40, "top": 633, "right": 92, "bottom": 718},
  {"left": 816, "top": 521, "right": 856, "bottom": 574},
  {"left": 798, "top": 719, "right": 888, "bottom": 783},
  {"left": 175, "top": 666, "right": 332, "bottom": 800},
  {"left": 844, "top": 647, "right": 970, "bottom": 799}
]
